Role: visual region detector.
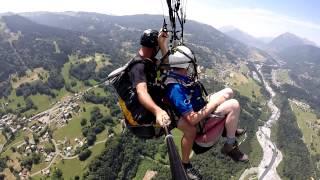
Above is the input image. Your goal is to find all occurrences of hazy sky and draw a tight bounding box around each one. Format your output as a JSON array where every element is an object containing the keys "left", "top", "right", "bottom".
[{"left": 1, "top": 0, "right": 319, "bottom": 45}]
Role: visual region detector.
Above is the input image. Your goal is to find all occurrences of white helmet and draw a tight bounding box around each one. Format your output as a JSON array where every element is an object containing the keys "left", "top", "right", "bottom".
[{"left": 169, "top": 46, "right": 194, "bottom": 69}]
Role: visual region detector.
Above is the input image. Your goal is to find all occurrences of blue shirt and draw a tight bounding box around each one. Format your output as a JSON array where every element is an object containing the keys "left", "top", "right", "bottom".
[{"left": 166, "top": 72, "right": 206, "bottom": 117}]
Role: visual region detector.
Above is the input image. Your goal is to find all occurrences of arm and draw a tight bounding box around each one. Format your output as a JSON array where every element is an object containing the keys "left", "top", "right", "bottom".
[
  {"left": 136, "top": 82, "right": 170, "bottom": 127},
  {"left": 167, "top": 84, "right": 219, "bottom": 126},
  {"left": 130, "top": 62, "right": 170, "bottom": 127},
  {"left": 136, "top": 82, "right": 163, "bottom": 116},
  {"left": 158, "top": 30, "right": 169, "bottom": 64},
  {"left": 183, "top": 100, "right": 219, "bottom": 126}
]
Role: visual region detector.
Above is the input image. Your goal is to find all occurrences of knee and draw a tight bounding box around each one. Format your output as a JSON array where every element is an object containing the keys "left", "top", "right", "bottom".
[
  {"left": 223, "top": 88, "right": 234, "bottom": 99},
  {"left": 228, "top": 99, "right": 240, "bottom": 111},
  {"left": 178, "top": 120, "right": 197, "bottom": 139}
]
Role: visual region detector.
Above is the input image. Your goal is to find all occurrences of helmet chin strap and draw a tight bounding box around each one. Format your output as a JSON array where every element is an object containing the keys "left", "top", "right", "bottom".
[{"left": 153, "top": 47, "right": 160, "bottom": 58}]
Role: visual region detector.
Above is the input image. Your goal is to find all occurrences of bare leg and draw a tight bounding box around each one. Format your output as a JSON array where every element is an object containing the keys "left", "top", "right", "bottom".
[
  {"left": 215, "top": 99, "right": 241, "bottom": 138},
  {"left": 207, "top": 88, "right": 240, "bottom": 137},
  {"left": 216, "top": 99, "right": 248, "bottom": 162},
  {"left": 177, "top": 118, "right": 197, "bottom": 163},
  {"left": 207, "top": 88, "right": 234, "bottom": 105}
]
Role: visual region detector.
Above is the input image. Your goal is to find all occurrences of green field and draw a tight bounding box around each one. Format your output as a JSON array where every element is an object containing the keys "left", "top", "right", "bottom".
[
  {"left": 31, "top": 142, "right": 106, "bottom": 179},
  {"left": 227, "top": 71, "right": 264, "bottom": 102},
  {"left": 1, "top": 130, "right": 29, "bottom": 158},
  {"left": 1, "top": 54, "right": 104, "bottom": 116},
  {"left": 96, "top": 129, "right": 108, "bottom": 142},
  {"left": 239, "top": 63, "right": 250, "bottom": 74},
  {"left": 94, "top": 53, "right": 112, "bottom": 72},
  {"left": 53, "top": 102, "right": 110, "bottom": 143},
  {"left": 274, "top": 69, "right": 292, "bottom": 85},
  {"left": 0, "top": 84, "right": 69, "bottom": 118},
  {"left": 61, "top": 55, "right": 87, "bottom": 92},
  {"left": 1, "top": 131, "right": 30, "bottom": 179},
  {"left": 52, "top": 113, "right": 83, "bottom": 143},
  {"left": 257, "top": 103, "right": 272, "bottom": 124},
  {"left": 290, "top": 101, "right": 320, "bottom": 155},
  {"left": 52, "top": 88, "right": 70, "bottom": 103},
  {"left": 0, "top": 89, "right": 26, "bottom": 111},
  {"left": 24, "top": 94, "right": 52, "bottom": 117},
  {"left": 133, "top": 158, "right": 158, "bottom": 180},
  {"left": 30, "top": 161, "right": 50, "bottom": 174},
  {"left": 10, "top": 68, "right": 49, "bottom": 88},
  {"left": 61, "top": 54, "right": 109, "bottom": 93},
  {"left": 87, "top": 86, "right": 108, "bottom": 97},
  {"left": 0, "top": 132, "right": 6, "bottom": 144},
  {"left": 54, "top": 142, "right": 105, "bottom": 179}
]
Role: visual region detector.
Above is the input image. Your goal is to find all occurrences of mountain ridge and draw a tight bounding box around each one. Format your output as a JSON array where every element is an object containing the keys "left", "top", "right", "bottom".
[
  {"left": 268, "top": 32, "right": 317, "bottom": 52},
  {"left": 219, "top": 26, "right": 266, "bottom": 49}
]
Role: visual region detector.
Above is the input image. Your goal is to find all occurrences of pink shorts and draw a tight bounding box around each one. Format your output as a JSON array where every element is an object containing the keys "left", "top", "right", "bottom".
[{"left": 194, "top": 116, "right": 226, "bottom": 147}]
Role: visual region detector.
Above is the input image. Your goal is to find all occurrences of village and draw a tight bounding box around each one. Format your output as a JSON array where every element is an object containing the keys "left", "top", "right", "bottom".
[{"left": 0, "top": 92, "right": 89, "bottom": 179}]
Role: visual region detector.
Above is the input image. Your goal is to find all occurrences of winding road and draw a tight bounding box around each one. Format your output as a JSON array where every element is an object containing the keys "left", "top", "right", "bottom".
[{"left": 240, "top": 64, "right": 283, "bottom": 180}]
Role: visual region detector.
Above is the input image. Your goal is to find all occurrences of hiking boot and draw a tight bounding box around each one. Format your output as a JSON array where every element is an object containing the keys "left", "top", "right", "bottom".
[
  {"left": 222, "top": 128, "right": 246, "bottom": 138},
  {"left": 235, "top": 128, "right": 246, "bottom": 137},
  {"left": 221, "top": 141, "right": 249, "bottom": 162},
  {"left": 184, "top": 165, "right": 203, "bottom": 180}
]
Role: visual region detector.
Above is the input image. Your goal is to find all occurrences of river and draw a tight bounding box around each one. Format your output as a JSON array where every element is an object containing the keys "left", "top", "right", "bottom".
[{"left": 240, "top": 64, "right": 283, "bottom": 180}]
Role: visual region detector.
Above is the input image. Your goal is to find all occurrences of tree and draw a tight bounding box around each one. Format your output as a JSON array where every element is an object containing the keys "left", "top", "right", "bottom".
[
  {"left": 71, "top": 81, "right": 77, "bottom": 87},
  {"left": 24, "top": 136, "right": 30, "bottom": 144},
  {"left": 44, "top": 143, "right": 55, "bottom": 153},
  {"left": 70, "top": 61, "right": 97, "bottom": 81},
  {"left": 80, "top": 118, "right": 87, "bottom": 126},
  {"left": 47, "top": 70, "right": 65, "bottom": 90},
  {"left": 10, "top": 147, "right": 16, "bottom": 153},
  {"left": 0, "top": 158, "right": 7, "bottom": 172},
  {"left": 78, "top": 149, "right": 92, "bottom": 161},
  {"left": 82, "top": 126, "right": 89, "bottom": 137},
  {"left": 31, "top": 153, "right": 41, "bottom": 164},
  {"left": 86, "top": 133, "right": 96, "bottom": 146},
  {"left": 51, "top": 168, "right": 63, "bottom": 180},
  {"left": 33, "top": 133, "right": 39, "bottom": 144}
]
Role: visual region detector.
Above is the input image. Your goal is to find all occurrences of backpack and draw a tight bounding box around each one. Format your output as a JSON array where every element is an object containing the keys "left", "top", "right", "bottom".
[{"left": 106, "top": 57, "right": 171, "bottom": 138}]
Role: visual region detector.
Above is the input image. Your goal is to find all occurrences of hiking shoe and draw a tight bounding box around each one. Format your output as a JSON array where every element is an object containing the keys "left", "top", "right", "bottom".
[
  {"left": 235, "top": 128, "right": 246, "bottom": 137},
  {"left": 184, "top": 165, "right": 203, "bottom": 180},
  {"left": 221, "top": 141, "right": 249, "bottom": 162},
  {"left": 222, "top": 128, "right": 246, "bottom": 138}
]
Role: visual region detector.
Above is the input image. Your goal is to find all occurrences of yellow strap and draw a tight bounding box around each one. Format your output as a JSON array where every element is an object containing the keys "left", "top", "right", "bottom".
[
  {"left": 156, "top": 70, "right": 161, "bottom": 82},
  {"left": 118, "top": 98, "right": 138, "bottom": 126}
]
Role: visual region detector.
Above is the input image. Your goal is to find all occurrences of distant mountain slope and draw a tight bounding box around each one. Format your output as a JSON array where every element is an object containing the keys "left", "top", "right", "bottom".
[
  {"left": 258, "top": 37, "right": 273, "bottom": 44},
  {"left": 219, "top": 26, "right": 265, "bottom": 49},
  {"left": 0, "top": 12, "right": 277, "bottom": 84},
  {"left": 268, "top": 32, "right": 316, "bottom": 52},
  {"left": 277, "top": 44, "right": 320, "bottom": 113},
  {"left": 0, "top": 15, "right": 80, "bottom": 81},
  {"left": 278, "top": 44, "right": 320, "bottom": 64},
  {"left": 23, "top": 12, "right": 254, "bottom": 64},
  {"left": 0, "top": 14, "right": 127, "bottom": 82}
]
